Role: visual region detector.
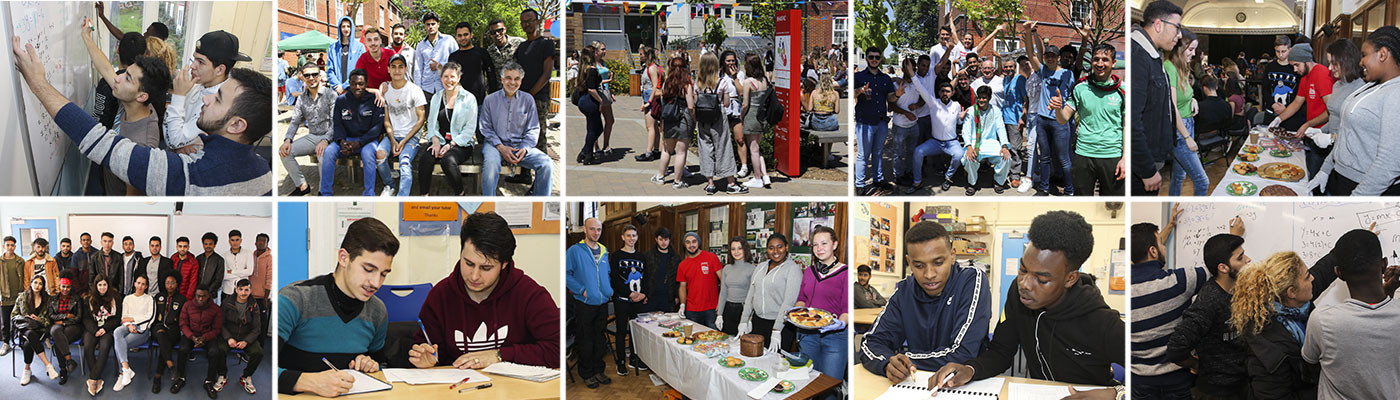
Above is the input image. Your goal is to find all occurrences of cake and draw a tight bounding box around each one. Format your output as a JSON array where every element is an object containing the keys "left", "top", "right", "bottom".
[{"left": 740, "top": 334, "right": 764, "bottom": 357}]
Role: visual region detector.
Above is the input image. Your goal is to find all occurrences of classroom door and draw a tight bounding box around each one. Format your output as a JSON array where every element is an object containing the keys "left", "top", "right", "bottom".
[
  {"left": 998, "top": 231, "right": 1030, "bottom": 322},
  {"left": 278, "top": 202, "right": 309, "bottom": 287}
]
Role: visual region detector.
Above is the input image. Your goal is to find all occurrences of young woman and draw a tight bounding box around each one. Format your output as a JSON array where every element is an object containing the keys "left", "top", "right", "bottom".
[
  {"left": 1318, "top": 26, "right": 1400, "bottom": 195},
  {"left": 151, "top": 274, "right": 186, "bottom": 393},
  {"left": 720, "top": 50, "right": 749, "bottom": 178},
  {"left": 417, "top": 62, "right": 480, "bottom": 195},
  {"left": 653, "top": 56, "right": 695, "bottom": 189},
  {"left": 740, "top": 54, "right": 773, "bottom": 189},
  {"left": 379, "top": 54, "right": 427, "bottom": 196},
  {"left": 795, "top": 225, "right": 849, "bottom": 390},
  {"left": 594, "top": 42, "right": 617, "bottom": 153},
  {"left": 808, "top": 74, "right": 841, "bottom": 131},
  {"left": 1321, "top": 39, "right": 1367, "bottom": 139},
  {"left": 1165, "top": 29, "right": 1208, "bottom": 196},
  {"left": 46, "top": 275, "right": 83, "bottom": 384},
  {"left": 739, "top": 234, "right": 802, "bottom": 350},
  {"left": 112, "top": 274, "right": 154, "bottom": 392},
  {"left": 694, "top": 53, "right": 744, "bottom": 194},
  {"left": 574, "top": 46, "right": 606, "bottom": 165},
  {"left": 1230, "top": 252, "right": 1316, "bottom": 399},
  {"left": 717, "top": 237, "right": 755, "bottom": 336},
  {"left": 635, "top": 46, "right": 665, "bottom": 162},
  {"left": 84, "top": 275, "right": 122, "bottom": 396},
  {"left": 12, "top": 275, "right": 57, "bottom": 384}
]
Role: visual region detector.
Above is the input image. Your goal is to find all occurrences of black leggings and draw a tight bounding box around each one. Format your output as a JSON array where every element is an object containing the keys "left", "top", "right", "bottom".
[
  {"left": 84, "top": 330, "right": 114, "bottom": 378},
  {"left": 49, "top": 323, "right": 83, "bottom": 363},
  {"left": 20, "top": 328, "right": 45, "bottom": 364},
  {"left": 577, "top": 95, "right": 603, "bottom": 160},
  {"left": 721, "top": 302, "right": 743, "bottom": 336},
  {"left": 154, "top": 328, "right": 180, "bottom": 374},
  {"left": 415, "top": 144, "right": 475, "bottom": 195}
]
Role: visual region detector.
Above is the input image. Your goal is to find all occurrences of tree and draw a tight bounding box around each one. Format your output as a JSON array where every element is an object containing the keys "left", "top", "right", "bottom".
[
  {"left": 953, "top": 0, "right": 1025, "bottom": 45},
  {"left": 889, "top": 0, "right": 939, "bottom": 50},
  {"left": 1053, "top": 0, "right": 1124, "bottom": 50},
  {"left": 703, "top": 16, "right": 728, "bottom": 49},
  {"left": 397, "top": 0, "right": 533, "bottom": 47},
  {"left": 736, "top": 1, "right": 792, "bottom": 40},
  {"left": 854, "top": 0, "right": 890, "bottom": 53}
]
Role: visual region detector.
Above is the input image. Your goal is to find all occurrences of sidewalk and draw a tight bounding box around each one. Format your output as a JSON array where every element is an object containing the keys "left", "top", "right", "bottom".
[{"left": 565, "top": 94, "right": 849, "bottom": 196}]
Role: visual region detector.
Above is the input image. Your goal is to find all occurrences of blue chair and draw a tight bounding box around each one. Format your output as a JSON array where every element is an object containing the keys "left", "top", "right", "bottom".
[
  {"left": 1112, "top": 362, "right": 1125, "bottom": 384},
  {"left": 375, "top": 284, "right": 433, "bottom": 322}
]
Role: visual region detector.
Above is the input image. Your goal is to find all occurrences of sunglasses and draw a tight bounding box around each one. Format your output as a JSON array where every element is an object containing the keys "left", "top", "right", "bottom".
[
  {"left": 866, "top": 54, "right": 882, "bottom": 60},
  {"left": 303, "top": 72, "right": 320, "bottom": 78},
  {"left": 492, "top": 28, "right": 506, "bottom": 34}
]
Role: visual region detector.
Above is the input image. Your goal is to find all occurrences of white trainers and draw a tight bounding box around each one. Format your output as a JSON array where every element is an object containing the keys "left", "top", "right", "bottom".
[
  {"left": 214, "top": 376, "right": 227, "bottom": 392},
  {"left": 114, "top": 368, "right": 134, "bottom": 391},
  {"left": 743, "top": 177, "right": 764, "bottom": 188},
  {"left": 380, "top": 186, "right": 395, "bottom": 196},
  {"left": 650, "top": 174, "right": 667, "bottom": 185},
  {"left": 45, "top": 364, "right": 58, "bottom": 379},
  {"left": 239, "top": 376, "right": 256, "bottom": 394},
  {"left": 763, "top": 175, "right": 772, "bottom": 186},
  {"left": 20, "top": 368, "right": 32, "bottom": 385},
  {"left": 737, "top": 164, "right": 750, "bottom": 178},
  {"left": 1017, "top": 179, "right": 1033, "bottom": 193},
  {"left": 0, "top": 342, "right": 10, "bottom": 356}
]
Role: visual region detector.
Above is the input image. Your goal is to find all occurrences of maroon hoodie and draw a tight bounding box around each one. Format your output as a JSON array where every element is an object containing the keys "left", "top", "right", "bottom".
[{"left": 414, "top": 261, "right": 560, "bottom": 368}]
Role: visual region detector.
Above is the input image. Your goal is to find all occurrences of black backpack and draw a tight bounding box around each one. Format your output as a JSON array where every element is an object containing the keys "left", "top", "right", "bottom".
[
  {"left": 695, "top": 85, "right": 722, "bottom": 122},
  {"left": 758, "top": 83, "right": 784, "bottom": 126},
  {"left": 660, "top": 95, "right": 687, "bottom": 124}
]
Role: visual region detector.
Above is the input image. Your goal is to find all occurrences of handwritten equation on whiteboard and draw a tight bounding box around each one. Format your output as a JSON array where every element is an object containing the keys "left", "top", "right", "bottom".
[{"left": 11, "top": 1, "right": 93, "bottom": 192}]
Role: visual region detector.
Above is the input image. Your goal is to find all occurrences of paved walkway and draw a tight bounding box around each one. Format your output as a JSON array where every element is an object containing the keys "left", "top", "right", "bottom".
[{"left": 565, "top": 95, "right": 848, "bottom": 196}]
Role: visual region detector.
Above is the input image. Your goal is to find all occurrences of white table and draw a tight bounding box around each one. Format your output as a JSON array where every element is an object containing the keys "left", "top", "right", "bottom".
[
  {"left": 1210, "top": 132, "right": 1311, "bottom": 196},
  {"left": 631, "top": 318, "right": 829, "bottom": 400}
]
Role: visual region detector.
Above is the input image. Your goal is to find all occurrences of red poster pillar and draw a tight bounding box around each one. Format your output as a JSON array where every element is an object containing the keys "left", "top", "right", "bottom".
[{"left": 773, "top": 9, "right": 802, "bottom": 176}]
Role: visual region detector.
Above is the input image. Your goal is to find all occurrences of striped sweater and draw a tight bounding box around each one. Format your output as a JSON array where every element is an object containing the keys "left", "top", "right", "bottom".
[
  {"left": 1130, "top": 259, "right": 1208, "bottom": 385},
  {"left": 278, "top": 273, "right": 388, "bottom": 394},
  {"left": 54, "top": 102, "right": 271, "bottom": 196}
]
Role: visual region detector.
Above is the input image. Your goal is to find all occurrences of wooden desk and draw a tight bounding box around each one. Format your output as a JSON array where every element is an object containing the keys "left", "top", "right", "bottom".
[
  {"left": 853, "top": 365, "right": 1076, "bottom": 400},
  {"left": 853, "top": 308, "right": 883, "bottom": 325},
  {"left": 279, "top": 367, "right": 561, "bottom": 400},
  {"left": 786, "top": 373, "right": 842, "bottom": 400}
]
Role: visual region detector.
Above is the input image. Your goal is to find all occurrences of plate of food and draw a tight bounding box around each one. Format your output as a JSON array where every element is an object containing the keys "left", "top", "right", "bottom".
[
  {"left": 694, "top": 330, "right": 730, "bottom": 342},
  {"left": 1258, "top": 162, "right": 1305, "bottom": 182},
  {"left": 662, "top": 330, "right": 683, "bottom": 338},
  {"left": 1260, "top": 185, "right": 1299, "bottom": 196},
  {"left": 1233, "top": 163, "right": 1258, "bottom": 176},
  {"left": 1238, "top": 153, "right": 1259, "bottom": 162},
  {"left": 692, "top": 341, "right": 730, "bottom": 357},
  {"left": 772, "top": 380, "right": 796, "bottom": 394},
  {"left": 786, "top": 307, "right": 836, "bottom": 329},
  {"left": 719, "top": 356, "right": 745, "bottom": 368},
  {"left": 738, "top": 367, "right": 769, "bottom": 382},
  {"left": 1270, "top": 149, "right": 1293, "bottom": 158},
  {"left": 1227, "top": 181, "right": 1258, "bottom": 196},
  {"left": 1241, "top": 144, "right": 1262, "bottom": 154},
  {"left": 676, "top": 336, "right": 696, "bottom": 345}
]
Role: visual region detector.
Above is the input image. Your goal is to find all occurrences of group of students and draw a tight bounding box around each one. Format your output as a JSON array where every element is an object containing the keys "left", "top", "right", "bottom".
[
  {"left": 566, "top": 218, "right": 849, "bottom": 395},
  {"left": 278, "top": 214, "right": 559, "bottom": 397},
  {"left": 1132, "top": 0, "right": 1400, "bottom": 195},
  {"left": 280, "top": 9, "right": 557, "bottom": 197},
  {"left": 856, "top": 15, "right": 1126, "bottom": 196},
  {"left": 1131, "top": 207, "right": 1400, "bottom": 398},
  {"left": 857, "top": 211, "right": 1125, "bottom": 399},
  {"left": 9, "top": 2, "right": 273, "bottom": 196},
  {"left": 1, "top": 230, "right": 273, "bottom": 397}
]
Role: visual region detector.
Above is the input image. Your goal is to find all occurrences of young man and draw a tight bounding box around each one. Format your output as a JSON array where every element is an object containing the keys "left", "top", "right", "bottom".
[
  {"left": 221, "top": 230, "right": 254, "bottom": 304},
  {"left": 859, "top": 221, "right": 991, "bottom": 382},
  {"left": 484, "top": 19, "right": 524, "bottom": 93},
  {"left": 644, "top": 227, "right": 681, "bottom": 313},
  {"left": 677, "top": 232, "right": 723, "bottom": 329},
  {"left": 0, "top": 237, "right": 23, "bottom": 356},
  {"left": 196, "top": 233, "right": 226, "bottom": 300},
  {"left": 1302, "top": 229, "right": 1400, "bottom": 399},
  {"left": 1269, "top": 42, "right": 1335, "bottom": 176},
  {"left": 150, "top": 274, "right": 186, "bottom": 393},
  {"left": 120, "top": 236, "right": 143, "bottom": 296},
  {"left": 25, "top": 238, "right": 60, "bottom": 294},
  {"left": 1052, "top": 43, "right": 1125, "bottom": 196},
  {"left": 609, "top": 225, "right": 650, "bottom": 375},
  {"left": 448, "top": 22, "right": 497, "bottom": 104},
  {"left": 84, "top": 29, "right": 147, "bottom": 131},
  {"left": 280, "top": 62, "right": 337, "bottom": 196},
  {"left": 479, "top": 62, "right": 553, "bottom": 196},
  {"left": 1130, "top": 0, "right": 1184, "bottom": 195},
  {"left": 933, "top": 211, "right": 1123, "bottom": 399},
  {"left": 388, "top": 23, "right": 415, "bottom": 84},
  {"left": 176, "top": 287, "right": 222, "bottom": 397},
  {"left": 1000, "top": 57, "right": 1029, "bottom": 189},
  {"left": 93, "top": 232, "right": 124, "bottom": 295},
  {"left": 960, "top": 86, "right": 1012, "bottom": 195},
  {"left": 1030, "top": 37, "right": 1077, "bottom": 196},
  {"left": 251, "top": 234, "right": 273, "bottom": 343},
  {"left": 1166, "top": 229, "right": 1252, "bottom": 398},
  {"left": 12, "top": 38, "right": 273, "bottom": 196},
  {"left": 173, "top": 237, "right": 201, "bottom": 301},
  {"left": 138, "top": 236, "right": 175, "bottom": 296},
  {"left": 1129, "top": 206, "right": 1212, "bottom": 399},
  {"left": 278, "top": 218, "right": 398, "bottom": 397},
  {"left": 853, "top": 265, "right": 887, "bottom": 309},
  {"left": 377, "top": 54, "right": 428, "bottom": 196},
  {"left": 95, "top": 1, "right": 168, "bottom": 40},
  {"left": 408, "top": 212, "right": 560, "bottom": 372},
  {"left": 414, "top": 13, "right": 458, "bottom": 102},
  {"left": 321, "top": 69, "right": 387, "bottom": 196},
  {"left": 54, "top": 238, "right": 73, "bottom": 274},
  {"left": 908, "top": 81, "right": 965, "bottom": 194},
  {"left": 1262, "top": 36, "right": 1302, "bottom": 129},
  {"left": 166, "top": 30, "right": 251, "bottom": 152},
  {"left": 854, "top": 47, "right": 896, "bottom": 195},
  {"left": 566, "top": 217, "right": 612, "bottom": 388},
  {"left": 354, "top": 28, "right": 396, "bottom": 92},
  {"left": 514, "top": 8, "right": 555, "bottom": 157},
  {"left": 211, "top": 279, "right": 262, "bottom": 395},
  {"left": 327, "top": 17, "right": 367, "bottom": 94},
  {"left": 72, "top": 233, "right": 98, "bottom": 294},
  {"left": 79, "top": 20, "right": 168, "bottom": 195}
]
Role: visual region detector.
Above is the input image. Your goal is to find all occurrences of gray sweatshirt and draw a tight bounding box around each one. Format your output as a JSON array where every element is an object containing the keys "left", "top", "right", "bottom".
[
  {"left": 718, "top": 261, "right": 756, "bottom": 304},
  {"left": 1302, "top": 296, "right": 1400, "bottom": 400},
  {"left": 1322, "top": 78, "right": 1400, "bottom": 195},
  {"left": 739, "top": 259, "right": 803, "bottom": 323}
]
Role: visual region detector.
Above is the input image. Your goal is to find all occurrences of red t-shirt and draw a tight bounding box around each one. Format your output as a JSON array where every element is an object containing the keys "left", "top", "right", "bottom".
[
  {"left": 1301, "top": 64, "right": 1335, "bottom": 127},
  {"left": 677, "top": 251, "right": 723, "bottom": 312},
  {"left": 355, "top": 47, "right": 398, "bottom": 91}
]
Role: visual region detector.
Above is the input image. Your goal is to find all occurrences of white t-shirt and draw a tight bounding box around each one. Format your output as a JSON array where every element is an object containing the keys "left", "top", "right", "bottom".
[
  {"left": 929, "top": 97, "right": 963, "bottom": 141},
  {"left": 929, "top": 44, "right": 948, "bottom": 70},
  {"left": 893, "top": 80, "right": 922, "bottom": 128},
  {"left": 972, "top": 75, "right": 1005, "bottom": 109},
  {"left": 949, "top": 43, "right": 971, "bottom": 71},
  {"left": 384, "top": 81, "right": 427, "bottom": 139}
]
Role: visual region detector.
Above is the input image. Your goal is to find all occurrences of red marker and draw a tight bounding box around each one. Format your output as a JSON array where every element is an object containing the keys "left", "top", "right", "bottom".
[{"left": 448, "top": 376, "right": 471, "bottom": 390}]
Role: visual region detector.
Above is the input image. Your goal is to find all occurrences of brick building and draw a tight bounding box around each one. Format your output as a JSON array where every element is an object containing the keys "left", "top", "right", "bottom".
[
  {"left": 278, "top": 0, "right": 401, "bottom": 38},
  {"left": 950, "top": 0, "right": 1118, "bottom": 62},
  {"left": 800, "top": 1, "right": 849, "bottom": 55}
]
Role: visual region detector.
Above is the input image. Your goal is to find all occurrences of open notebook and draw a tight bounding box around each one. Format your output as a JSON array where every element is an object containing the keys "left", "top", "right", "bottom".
[
  {"left": 481, "top": 362, "right": 560, "bottom": 382},
  {"left": 1005, "top": 382, "right": 1110, "bottom": 400},
  {"left": 344, "top": 369, "right": 393, "bottom": 395},
  {"left": 874, "top": 372, "right": 1004, "bottom": 400}
]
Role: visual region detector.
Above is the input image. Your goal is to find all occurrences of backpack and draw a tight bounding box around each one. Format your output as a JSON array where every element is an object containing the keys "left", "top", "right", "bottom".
[
  {"left": 695, "top": 85, "right": 722, "bottom": 122},
  {"left": 660, "top": 95, "right": 687, "bottom": 124},
  {"left": 759, "top": 83, "right": 784, "bottom": 126}
]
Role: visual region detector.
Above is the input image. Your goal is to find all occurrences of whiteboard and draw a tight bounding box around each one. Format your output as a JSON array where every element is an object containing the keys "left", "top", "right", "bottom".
[
  {"left": 1, "top": 1, "right": 94, "bottom": 195},
  {"left": 1169, "top": 202, "right": 1400, "bottom": 269},
  {"left": 67, "top": 215, "right": 171, "bottom": 256},
  {"left": 171, "top": 215, "right": 272, "bottom": 254}
]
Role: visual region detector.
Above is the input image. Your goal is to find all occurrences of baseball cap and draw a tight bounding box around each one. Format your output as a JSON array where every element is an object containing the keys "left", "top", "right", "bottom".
[{"left": 195, "top": 30, "right": 252, "bottom": 64}]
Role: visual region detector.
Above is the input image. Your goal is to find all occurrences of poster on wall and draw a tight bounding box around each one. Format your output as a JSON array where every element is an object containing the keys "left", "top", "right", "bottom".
[
  {"left": 335, "top": 203, "right": 374, "bottom": 246},
  {"left": 790, "top": 202, "right": 839, "bottom": 268},
  {"left": 855, "top": 202, "right": 901, "bottom": 275},
  {"left": 745, "top": 203, "right": 777, "bottom": 263}
]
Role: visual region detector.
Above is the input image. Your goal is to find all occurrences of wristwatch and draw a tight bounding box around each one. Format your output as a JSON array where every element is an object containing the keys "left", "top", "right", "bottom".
[{"left": 1114, "top": 385, "right": 1126, "bottom": 400}]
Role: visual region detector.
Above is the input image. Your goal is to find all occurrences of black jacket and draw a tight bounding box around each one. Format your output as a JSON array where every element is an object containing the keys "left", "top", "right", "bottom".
[
  {"left": 643, "top": 247, "right": 681, "bottom": 311},
  {"left": 83, "top": 295, "right": 122, "bottom": 336},
  {"left": 1165, "top": 281, "right": 1248, "bottom": 394},
  {"left": 46, "top": 292, "right": 84, "bottom": 328},
  {"left": 220, "top": 297, "right": 263, "bottom": 344},
  {"left": 195, "top": 252, "right": 225, "bottom": 297},
  {"left": 151, "top": 290, "right": 187, "bottom": 334},
  {"left": 91, "top": 249, "right": 124, "bottom": 295},
  {"left": 966, "top": 276, "right": 1124, "bottom": 386},
  {"left": 1244, "top": 318, "right": 1319, "bottom": 400},
  {"left": 1130, "top": 27, "right": 1177, "bottom": 179},
  {"left": 137, "top": 255, "right": 178, "bottom": 295}
]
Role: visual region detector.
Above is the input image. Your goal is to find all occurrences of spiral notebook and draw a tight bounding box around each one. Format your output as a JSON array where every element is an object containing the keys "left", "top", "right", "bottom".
[{"left": 873, "top": 372, "right": 1003, "bottom": 400}]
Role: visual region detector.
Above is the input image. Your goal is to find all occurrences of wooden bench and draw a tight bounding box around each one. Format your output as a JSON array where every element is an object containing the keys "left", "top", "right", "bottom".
[{"left": 805, "top": 128, "right": 847, "bottom": 168}]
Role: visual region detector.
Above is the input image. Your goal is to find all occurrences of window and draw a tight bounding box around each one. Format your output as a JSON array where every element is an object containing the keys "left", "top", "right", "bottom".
[
  {"left": 104, "top": 1, "right": 144, "bottom": 66},
  {"left": 1070, "top": 0, "right": 1090, "bottom": 26},
  {"left": 304, "top": 0, "right": 316, "bottom": 18},
  {"left": 156, "top": 2, "right": 188, "bottom": 60},
  {"left": 994, "top": 38, "right": 1021, "bottom": 56},
  {"left": 832, "top": 16, "right": 849, "bottom": 49}
]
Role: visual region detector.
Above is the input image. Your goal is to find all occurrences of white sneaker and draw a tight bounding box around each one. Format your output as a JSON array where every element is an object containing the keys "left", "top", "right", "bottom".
[
  {"left": 650, "top": 174, "right": 667, "bottom": 185},
  {"left": 45, "top": 364, "right": 58, "bottom": 379},
  {"left": 0, "top": 342, "right": 10, "bottom": 356},
  {"left": 743, "top": 177, "right": 764, "bottom": 188},
  {"left": 214, "top": 376, "right": 227, "bottom": 391},
  {"left": 763, "top": 175, "right": 772, "bottom": 186},
  {"left": 737, "top": 164, "right": 750, "bottom": 178},
  {"left": 114, "top": 368, "right": 134, "bottom": 391},
  {"left": 380, "top": 186, "right": 395, "bottom": 196},
  {"left": 20, "top": 368, "right": 31, "bottom": 385},
  {"left": 1017, "top": 179, "right": 1033, "bottom": 193}
]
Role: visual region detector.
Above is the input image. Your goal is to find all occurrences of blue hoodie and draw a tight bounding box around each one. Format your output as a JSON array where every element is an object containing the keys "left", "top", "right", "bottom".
[
  {"left": 565, "top": 241, "right": 612, "bottom": 305},
  {"left": 327, "top": 16, "right": 366, "bottom": 92},
  {"left": 858, "top": 264, "right": 992, "bottom": 374}
]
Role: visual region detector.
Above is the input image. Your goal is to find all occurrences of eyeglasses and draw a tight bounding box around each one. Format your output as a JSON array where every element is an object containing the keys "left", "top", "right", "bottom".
[
  {"left": 866, "top": 54, "right": 882, "bottom": 60},
  {"left": 1161, "top": 19, "right": 1184, "bottom": 31},
  {"left": 492, "top": 28, "right": 506, "bottom": 34}
]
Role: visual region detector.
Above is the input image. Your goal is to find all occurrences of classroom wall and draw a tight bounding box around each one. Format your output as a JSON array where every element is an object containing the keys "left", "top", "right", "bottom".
[
  {"left": 208, "top": 1, "right": 274, "bottom": 73},
  {"left": 1, "top": 202, "right": 273, "bottom": 240}
]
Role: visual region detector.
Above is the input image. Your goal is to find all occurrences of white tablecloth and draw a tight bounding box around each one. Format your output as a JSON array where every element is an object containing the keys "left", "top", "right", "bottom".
[
  {"left": 632, "top": 318, "right": 821, "bottom": 400},
  {"left": 1210, "top": 141, "right": 1311, "bottom": 196}
]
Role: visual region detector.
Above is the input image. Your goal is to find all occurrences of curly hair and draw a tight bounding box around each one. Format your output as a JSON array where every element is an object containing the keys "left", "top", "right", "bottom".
[
  {"left": 1028, "top": 211, "right": 1095, "bottom": 270},
  {"left": 1230, "top": 252, "right": 1307, "bottom": 336}
]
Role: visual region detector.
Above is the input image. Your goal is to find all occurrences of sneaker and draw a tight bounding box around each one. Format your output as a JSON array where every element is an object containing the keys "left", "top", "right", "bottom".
[
  {"left": 213, "top": 376, "right": 227, "bottom": 392},
  {"left": 239, "top": 376, "right": 256, "bottom": 394},
  {"left": 153, "top": 375, "right": 163, "bottom": 393},
  {"left": 594, "top": 373, "right": 612, "bottom": 385},
  {"left": 1033, "top": 190, "right": 1051, "bottom": 197},
  {"left": 762, "top": 175, "right": 772, "bottom": 187},
  {"left": 629, "top": 357, "right": 649, "bottom": 371},
  {"left": 204, "top": 380, "right": 218, "bottom": 399},
  {"left": 994, "top": 184, "right": 1007, "bottom": 194},
  {"left": 59, "top": 367, "right": 68, "bottom": 385},
  {"left": 940, "top": 181, "right": 953, "bottom": 192},
  {"left": 737, "top": 164, "right": 750, "bottom": 178},
  {"left": 289, "top": 185, "right": 312, "bottom": 196},
  {"left": 46, "top": 364, "right": 58, "bottom": 380},
  {"left": 171, "top": 377, "right": 186, "bottom": 394},
  {"left": 88, "top": 379, "right": 98, "bottom": 396},
  {"left": 20, "top": 368, "right": 31, "bottom": 385},
  {"left": 1010, "top": 178, "right": 1021, "bottom": 188},
  {"left": 904, "top": 183, "right": 922, "bottom": 195},
  {"left": 616, "top": 363, "right": 629, "bottom": 376},
  {"left": 743, "top": 177, "right": 764, "bottom": 188},
  {"left": 114, "top": 368, "right": 134, "bottom": 391},
  {"left": 584, "top": 374, "right": 600, "bottom": 389},
  {"left": 704, "top": 184, "right": 719, "bottom": 195},
  {"left": 650, "top": 174, "right": 667, "bottom": 185},
  {"left": 672, "top": 180, "right": 690, "bottom": 189},
  {"left": 1017, "top": 179, "right": 1033, "bottom": 193},
  {"left": 66, "top": 358, "right": 78, "bottom": 373},
  {"left": 0, "top": 342, "right": 11, "bottom": 356},
  {"left": 726, "top": 184, "right": 749, "bottom": 194},
  {"left": 965, "top": 187, "right": 977, "bottom": 196},
  {"left": 379, "top": 186, "right": 395, "bottom": 196}
]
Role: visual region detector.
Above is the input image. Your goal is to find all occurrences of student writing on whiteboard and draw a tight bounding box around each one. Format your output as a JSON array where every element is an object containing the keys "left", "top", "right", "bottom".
[
  {"left": 165, "top": 30, "right": 251, "bottom": 152},
  {"left": 94, "top": 2, "right": 169, "bottom": 42},
  {"left": 11, "top": 35, "right": 274, "bottom": 196},
  {"left": 1301, "top": 229, "right": 1400, "bottom": 399},
  {"left": 80, "top": 18, "right": 171, "bottom": 196},
  {"left": 220, "top": 230, "right": 254, "bottom": 304},
  {"left": 857, "top": 221, "right": 991, "bottom": 385},
  {"left": 1128, "top": 206, "right": 1215, "bottom": 399},
  {"left": 278, "top": 218, "right": 397, "bottom": 397},
  {"left": 932, "top": 211, "right": 1125, "bottom": 399}
]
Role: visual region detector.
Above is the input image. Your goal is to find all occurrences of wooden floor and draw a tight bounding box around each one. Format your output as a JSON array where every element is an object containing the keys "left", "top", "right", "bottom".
[
  {"left": 566, "top": 350, "right": 675, "bottom": 400},
  {"left": 1157, "top": 147, "right": 1234, "bottom": 196}
]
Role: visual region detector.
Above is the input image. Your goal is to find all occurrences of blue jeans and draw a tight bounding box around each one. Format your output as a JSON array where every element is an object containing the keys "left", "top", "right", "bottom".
[
  {"left": 889, "top": 123, "right": 919, "bottom": 179},
  {"left": 1034, "top": 116, "right": 1074, "bottom": 195},
  {"left": 376, "top": 138, "right": 420, "bottom": 196},
  {"left": 855, "top": 122, "right": 888, "bottom": 186},
  {"left": 113, "top": 327, "right": 150, "bottom": 365},
  {"left": 1170, "top": 117, "right": 1208, "bottom": 196},
  {"left": 798, "top": 330, "right": 847, "bottom": 382},
  {"left": 685, "top": 309, "right": 717, "bottom": 330},
  {"left": 912, "top": 138, "right": 963, "bottom": 185},
  {"left": 320, "top": 137, "right": 388, "bottom": 196},
  {"left": 1132, "top": 380, "right": 1192, "bottom": 400},
  {"left": 482, "top": 145, "right": 554, "bottom": 196},
  {"left": 965, "top": 154, "right": 1010, "bottom": 185}
]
